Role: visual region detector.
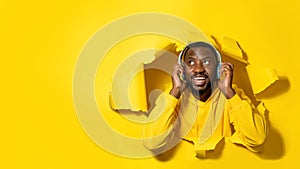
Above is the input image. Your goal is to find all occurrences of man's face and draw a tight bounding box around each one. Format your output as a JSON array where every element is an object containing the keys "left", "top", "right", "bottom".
[{"left": 183, "top": 46, "right": 218, "bottom": 94}]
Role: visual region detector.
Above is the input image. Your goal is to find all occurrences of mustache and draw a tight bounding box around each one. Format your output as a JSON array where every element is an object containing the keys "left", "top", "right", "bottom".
[{"left": 191, "top": 72, "right": 208, "bottom": 78}]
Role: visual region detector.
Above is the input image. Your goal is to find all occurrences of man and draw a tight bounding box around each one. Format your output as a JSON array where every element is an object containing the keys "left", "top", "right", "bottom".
[{"left": 143, "top": 41, "right": 267, "bottom": 158}]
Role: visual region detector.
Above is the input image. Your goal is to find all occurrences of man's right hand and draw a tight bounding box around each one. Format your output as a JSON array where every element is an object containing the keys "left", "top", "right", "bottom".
[{"left": 169, "top": 63, "right": 186, "bottom": 99}]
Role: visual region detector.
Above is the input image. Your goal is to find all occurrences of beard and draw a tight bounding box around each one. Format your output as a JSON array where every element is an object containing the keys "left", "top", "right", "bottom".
[
  {"left": 188, "top": 79, "right": 212, "bottom": 96},
  {"left": 186, "top": 73, "right": 217, "bottom": 101}
]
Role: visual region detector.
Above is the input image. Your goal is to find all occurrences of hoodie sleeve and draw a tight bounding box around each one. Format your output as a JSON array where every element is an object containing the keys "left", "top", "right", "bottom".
[
  {"left": 227, "top": 85, "right": 268, "bottom": 152},
  {"left": 143, "top": 92, "right": 181, "bottom": 153}
]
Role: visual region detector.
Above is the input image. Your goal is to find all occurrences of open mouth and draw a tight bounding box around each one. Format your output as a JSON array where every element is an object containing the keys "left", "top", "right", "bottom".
[{"left": 192, "top": 75, "right": 208, "bottom": 86}]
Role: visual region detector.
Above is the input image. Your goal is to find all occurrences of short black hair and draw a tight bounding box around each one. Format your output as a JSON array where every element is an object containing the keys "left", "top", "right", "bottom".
[{"left": 180, "top": 41, "right": 220, "bottom": 63}]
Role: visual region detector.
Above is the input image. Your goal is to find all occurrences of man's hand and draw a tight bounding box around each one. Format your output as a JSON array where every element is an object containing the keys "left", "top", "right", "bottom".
[
  {"left": 169, "top": 63, "right": 187, "bottom": 99},
  {"left": 217, "top": 62, "right": 236, "bottom": 99}
]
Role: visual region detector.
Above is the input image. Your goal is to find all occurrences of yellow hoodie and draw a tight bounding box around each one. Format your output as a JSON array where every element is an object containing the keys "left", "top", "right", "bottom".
[{"left": 143, "top": 85, "right": 267, "bottom": 158}]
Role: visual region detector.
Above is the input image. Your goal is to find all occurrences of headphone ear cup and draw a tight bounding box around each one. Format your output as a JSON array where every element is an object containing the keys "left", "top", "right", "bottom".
[
  {"left": 217, "top": 63, "right": 221, "bottom": 79},
  {"left": 178, "top": 51, "right": 186, "bottom": 81},
  {"left": 182, "top": 73, "right": 186, "bottom": 80},
  {"left": 178, "top": 51, "right": 183, "bottom": 65}
]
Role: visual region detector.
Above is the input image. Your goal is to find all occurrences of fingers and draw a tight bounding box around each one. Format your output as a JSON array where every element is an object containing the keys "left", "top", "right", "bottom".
[
  {"left": 170, "top": 64, "right": 186, "bottom": 98},
  {"left": 220, "top": 62, "right": 234, "bottom": 71},
  {"left": 219, "top": 62, "right": 234, "bottom": 76},
  {"left": 174, "top": 63, "right": 184, "bottom": 72},
  {"left": 217, "top": 62, "right": 235, "bottom": 98},
  {"left": 172, "top": 64, "right": 187, "bottom": 86},
  {"left": 172, "top": 63, "right": 184, "bottom": 78}
]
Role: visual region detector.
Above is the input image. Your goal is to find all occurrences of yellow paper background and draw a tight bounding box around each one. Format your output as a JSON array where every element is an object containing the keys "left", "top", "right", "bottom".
[{"left": 1, "top": 0, "right": 299, "bottom": 168}]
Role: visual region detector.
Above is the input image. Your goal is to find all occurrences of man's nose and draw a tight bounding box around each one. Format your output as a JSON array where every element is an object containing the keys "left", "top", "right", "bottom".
[{"left": 193, "top": 62, "right": 204, "bottom": 73}]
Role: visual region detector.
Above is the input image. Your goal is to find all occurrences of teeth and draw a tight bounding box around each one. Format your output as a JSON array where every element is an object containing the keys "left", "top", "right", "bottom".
[{"left": 194, "top": 77, "right": 205, "bottom": 80}]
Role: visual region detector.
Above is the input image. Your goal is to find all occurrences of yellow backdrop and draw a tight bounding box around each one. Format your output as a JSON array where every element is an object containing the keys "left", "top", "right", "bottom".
[{"left": 1, "top": 0, "right": 299, "bottom": 168}]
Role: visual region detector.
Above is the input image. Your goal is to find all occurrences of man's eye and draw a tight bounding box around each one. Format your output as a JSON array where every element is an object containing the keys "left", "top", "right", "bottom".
[
  {"left": 188, "top": 60, "right": 195, "bottom": 65},
  {"left": 203, "top": 60, "right": 210, "bottom": 65}
]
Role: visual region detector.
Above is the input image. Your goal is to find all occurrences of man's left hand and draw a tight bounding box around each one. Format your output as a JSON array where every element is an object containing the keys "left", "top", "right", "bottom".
[{"left": 217, "top": 62, "right": 236, "bottom": 99}]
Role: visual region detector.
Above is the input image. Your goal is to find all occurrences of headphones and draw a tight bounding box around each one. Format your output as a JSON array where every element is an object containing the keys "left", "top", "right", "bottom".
[{"left": 178, "top": 41, "right": 222, "bottom": 80}]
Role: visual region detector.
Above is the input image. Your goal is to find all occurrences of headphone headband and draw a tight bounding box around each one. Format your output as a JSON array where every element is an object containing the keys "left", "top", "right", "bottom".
[{"left": 178, "top": 41, "right": 221, "bottom": 65}]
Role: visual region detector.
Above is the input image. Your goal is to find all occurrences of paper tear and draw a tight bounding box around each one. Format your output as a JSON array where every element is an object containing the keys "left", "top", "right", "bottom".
[
  {"left": 221, "top": 36, "right": 247, "bottom": 64},
  {"left": 211, "top": 35, "right": 279, "bottom": 96},
  {"left": 109, "top": 34, "right": 280, "bottom": 112},
  {"left": 109, "top": 49, "right": 156, "bottom": 112},
  {"left": 155, "top": 43, "right": 180, "bottom": 58},
  {"left": 257, "top": 102, "right": 267, "bottom": 116},
  {"left": 207, "top": 34, "right": 222, "bottom": 52},
  {"left": 246, "top": 65, "right": 279, "bottom": 94}
]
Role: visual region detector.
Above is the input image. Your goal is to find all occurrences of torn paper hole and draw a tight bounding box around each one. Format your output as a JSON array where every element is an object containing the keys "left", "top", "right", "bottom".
[
  {"left": 246, "top": 65, "right": 279, "bottom": 95},
  {"left": 109, "top": 35, "right": 279, "bottom": 112}
]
